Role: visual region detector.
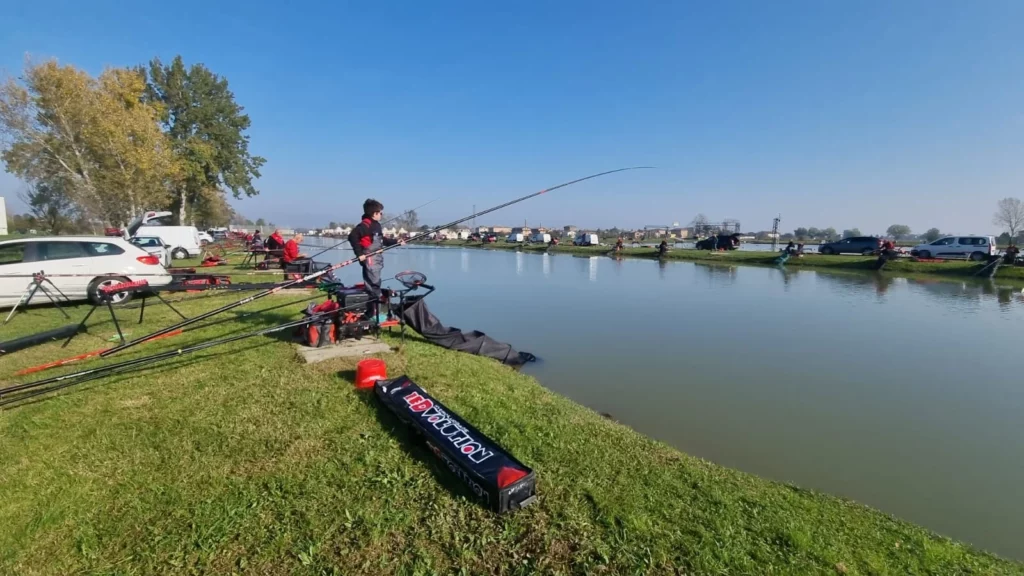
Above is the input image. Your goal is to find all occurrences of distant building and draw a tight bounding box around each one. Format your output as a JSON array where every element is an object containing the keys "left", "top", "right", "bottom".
[
  {"left": 563, "top": 225, "right": 578, "bottom": 238},
  {"left": 511, "top": 226, "right": 529, "bottom": 235},
  {"left": 490, "top": 226, "right": 512, "bottom": 234},
  {"left": 530, "top": 227, "right": 548, "bottom": 235},
  {"left": 476, "top": 226, "right": 490, "bottom": 234},
  {"left": 669, "top": 228, "right": 690, "bottom": 239}
]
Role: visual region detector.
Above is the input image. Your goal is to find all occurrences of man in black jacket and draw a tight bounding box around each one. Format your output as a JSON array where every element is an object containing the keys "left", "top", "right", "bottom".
[{"left": 348, "top": 199, "right": 403, "bottom": 318}]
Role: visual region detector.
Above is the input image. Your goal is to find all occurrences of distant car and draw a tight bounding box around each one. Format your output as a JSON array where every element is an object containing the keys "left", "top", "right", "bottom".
[
  {"left": 911, "top": 236, "right": 997, "bottom": 261},
  {"left": 211, "top": 230, "right": 228, "bottom": 240},
  {"left": 130, "top": 236, "right": 172, "bottom": 268},
  {"left": 483, "top": 234, "right": 497, "bottom": 243},
  {"left": 529, "top": 233, "right": 551, "bottom": 244},
  {"left": 468, "top": 232, "right": 482, "bottom": 242},
  {"left": 506, "top": 233, "right": 525, "bottom": 243},
  {"left": 197, "top": 231, "right": 214, "bottom": 246},
  {"left": 574, "top": 233, "right": 600, "bottom": 246},
  {"left": 818, "top": 237, "right": 882, "bottom": 256},
  {"left": 0, "top": 236, "right": 173, "bottom": 307}
]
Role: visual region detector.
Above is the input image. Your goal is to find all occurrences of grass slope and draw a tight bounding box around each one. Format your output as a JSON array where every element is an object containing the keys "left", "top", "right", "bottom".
[{"left": 0, "top": 286, "right": 1020, "bottom": 574}]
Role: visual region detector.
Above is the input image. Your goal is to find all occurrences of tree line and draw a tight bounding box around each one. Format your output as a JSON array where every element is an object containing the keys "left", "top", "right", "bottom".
[{"left": 1, "top": 56, "right": 264, "bottom": 233}]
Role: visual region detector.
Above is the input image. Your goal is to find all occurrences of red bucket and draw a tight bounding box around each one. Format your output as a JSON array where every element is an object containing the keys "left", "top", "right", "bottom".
[{"left": 355, "top": 358, "right": 387, "bottom": 389}]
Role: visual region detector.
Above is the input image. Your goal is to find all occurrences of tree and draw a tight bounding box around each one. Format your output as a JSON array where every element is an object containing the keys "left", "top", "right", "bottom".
[
  {"left": 143, "top": 56, "right": 266, "bottom": 225},
  {"left": 328, "top": 221, "right": 339, "bottom": 229},
  {"left": 923, "top": 228, "right": 943, "bottom": 242},
  {"left": 807, "top": 227, "right": 821, "bottom": 238},
  {"left": 842, "top": 228, "right": 861, "bottom": 238},
  {"left": 0, "top": 60, "right": 176, "bottom": 225},
  {"left": 993, "top": 197, "right": 1024, "bottom": 241},
  {"left": 394, "top": 209, "right": 419, "bottom": 230},
  {"left": 692, "top": 214, "right": 710, "bottom": 235},
  {"left": 794, "top": 227, "right": 809, "bottom": 238},
  {"left": 255, "top": 218, "right": 266, "bottom": 227},
  {"left": 886, "top": 224, "right": 912, "bottom": 239},
  {"left": 21, "top": 181, "right": 78, "bottom": 234},
  {"left": 418, "top": 224, "right": 431, "bottom": 232},
  {"left": 821, "top": 227, "right": 837, "bottom": 240}
]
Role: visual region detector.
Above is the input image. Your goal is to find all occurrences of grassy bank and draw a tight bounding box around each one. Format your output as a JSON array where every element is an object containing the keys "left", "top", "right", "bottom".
[
  {"left": 425, "top": 240, "right": 1024, "bottom": 283},
  {"left": 1, "top": 285, "right": 1021, "bottom": 574}
]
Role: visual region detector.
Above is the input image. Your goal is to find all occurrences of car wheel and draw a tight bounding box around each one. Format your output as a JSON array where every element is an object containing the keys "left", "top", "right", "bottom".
[
  {"left": 820, "top": 247, "right": 834, "bottom": 255},
  {"left": 88, "top": 276, "right": 133, "bottom": 305},
  {"left": 969, "top": 251, "right": 986, "bottom": 262},
  {"left": 172, "top": 248, "right": 190, "bottom": 259},
  {"left": 200, "top": 239, "right": 210, "bottom": 246},
  {"left": 862, "top": 248, "right": 875, "bottom": 256},
  {"left": 918, "top": 250, "right": 931, "bottom": 259}
]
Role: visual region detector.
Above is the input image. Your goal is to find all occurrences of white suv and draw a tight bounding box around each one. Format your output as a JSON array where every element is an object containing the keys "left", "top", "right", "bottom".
[
  {"left": 911, "top": 235, "right": 997, "bottom": 261},
  {"left": 0, "top": 237, "right": 173, "bottom": 307}
]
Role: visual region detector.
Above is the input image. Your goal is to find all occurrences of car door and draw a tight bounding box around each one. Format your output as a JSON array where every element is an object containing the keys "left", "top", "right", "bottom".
[
  {"left": 931, "top": 237, "right": 957, "bottom": 258},
  {"left": 955, "top": 238, "right": 975, "bottom": 258},
  {"left": 36, "top": 241, "right": 92, "bottom": 298},
  {"left": 0, "top": 242, "right": 37, "bottom": 308}
]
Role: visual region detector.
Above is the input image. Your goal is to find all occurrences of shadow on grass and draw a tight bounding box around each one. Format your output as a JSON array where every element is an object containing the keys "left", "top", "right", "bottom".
[{"left": 353, "top": 380, "right": 491, "bottom": 511}]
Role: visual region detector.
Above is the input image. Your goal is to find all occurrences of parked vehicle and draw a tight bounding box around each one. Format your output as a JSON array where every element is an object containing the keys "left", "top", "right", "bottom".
[
  {"left": 0, "top": 236, "right": 173, "bottom": 307},
  {"left": 911, "top": 236, "right": 997, "bottom": 261},
  {"left": 529, "top": 233, "right": 552, "bottom": 244},
  {"left": 818, "top": 236, "right": 882, "bottom": 256},
  {"left": 124, "top": 211, "right": 202, "bottom": 260},
  {"left": 483, "top": 234, "right": 497, "bottom": 243},
  {"left": 130, "top": 236, "right": 172, "bottom": 268},
  {"left": 469, "top": 232, "right": 482, "bottom": 242},
  {"left": 197, "top": 231, "right": 214, "bottom": 246},
  {"left": 574, "top": 233, "right": 600, "bottom": 246},
  {"left": 506, "top": 233, "right": 525, "bottom": 243}
]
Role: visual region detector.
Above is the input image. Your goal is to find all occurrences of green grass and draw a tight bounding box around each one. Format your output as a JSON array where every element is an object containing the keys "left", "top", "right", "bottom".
[{"left": 1, "top": 276, "right": 1021, "bottom": 574}]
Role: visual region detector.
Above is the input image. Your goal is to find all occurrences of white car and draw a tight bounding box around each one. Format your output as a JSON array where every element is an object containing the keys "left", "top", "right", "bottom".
[
  {"left": 574, "top": 233, "right": 600, "bottom": 246},
  {"left": 911, "top": 235, "right": 997, "bottom": 261},
  {"left": 130, "top": 236, "right": 172, "bottom": 268},
  {"left": 197, "top": 231, "right": 214, "bottom": 246},
  {"left": 0, "top": 236, "right": 173, "bottom": 308}
]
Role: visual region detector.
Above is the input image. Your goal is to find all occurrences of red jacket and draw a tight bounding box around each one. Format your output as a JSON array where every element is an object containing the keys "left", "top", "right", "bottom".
[{"left": 283, "top": 239, "right": 301, "bottom": 263}]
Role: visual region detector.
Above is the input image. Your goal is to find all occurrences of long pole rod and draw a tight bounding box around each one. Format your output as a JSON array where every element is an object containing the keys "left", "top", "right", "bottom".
[
  {"left": 100, "top": 167, "right": 652, "bottom": 357},
  {"left": 306, "top": 197, "right": 440, "bottom": 261}
]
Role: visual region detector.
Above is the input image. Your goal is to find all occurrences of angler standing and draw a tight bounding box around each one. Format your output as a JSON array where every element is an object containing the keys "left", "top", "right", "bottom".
[{"left": 349, "top": 199, "right": 404, "bottom": 319}]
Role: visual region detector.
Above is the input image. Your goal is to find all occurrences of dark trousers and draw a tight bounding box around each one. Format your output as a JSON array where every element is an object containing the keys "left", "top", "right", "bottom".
[{"left": 362, "top": 263, "right": 382, "bottom": 318}]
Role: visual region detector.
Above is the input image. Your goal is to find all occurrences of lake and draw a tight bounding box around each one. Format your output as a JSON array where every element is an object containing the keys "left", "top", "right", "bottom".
[{"left": 309, "top": 239, "right": 1024, "bottom": 560}]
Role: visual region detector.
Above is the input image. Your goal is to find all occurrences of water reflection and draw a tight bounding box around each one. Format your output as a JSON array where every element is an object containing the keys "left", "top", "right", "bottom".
[
  {"left": 516, "top": 251, "right": 524, "bottom": 276},
  {"left": 542, "top": 253, "right": 550, "bottom": 278},
  {"left": 589, "top": 257, "right": 598, "bottom": 282},
  {"left": 461, "top": 250, "right": 469, "bottom": 273},
  {"left": 693, "top": 262, "right": 739, "bottom": 287}
]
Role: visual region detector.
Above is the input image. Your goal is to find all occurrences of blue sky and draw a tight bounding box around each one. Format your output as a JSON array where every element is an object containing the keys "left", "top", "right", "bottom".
[{"left": 2, "top": 0, "right": 1022, "bottom": 235}]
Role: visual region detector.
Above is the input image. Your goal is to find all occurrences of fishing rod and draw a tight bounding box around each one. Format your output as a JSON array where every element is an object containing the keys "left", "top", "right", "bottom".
[
  {"left": 306, "top": 197, "right": 440, "bottom": 261},
  {"left": 14, "top": 291, "right": 324, "bottom": 377},
  {"left": 101, "top": 167, "right": 652, "bottom": 357},
  {"left": 0, "top": 311, "right": 336, "bottom": 406}
]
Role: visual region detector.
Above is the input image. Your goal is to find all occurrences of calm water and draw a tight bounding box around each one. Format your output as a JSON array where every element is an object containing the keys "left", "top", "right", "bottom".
[{"left": 311, "top": 239, "right": 1024, "bottom": 559}]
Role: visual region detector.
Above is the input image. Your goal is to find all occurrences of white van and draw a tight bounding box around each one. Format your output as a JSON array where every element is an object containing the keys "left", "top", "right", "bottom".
[
  {"left": 124, "top": 211, "right": 202, "bottom": 260},
  {"left": 911, "top": 235, "right": 998, "bottom": 261},
  {"left": 506, "top": 233, "right": 525, "bottom": 243},
  {"left": 574, "top": 233, "right": 600, "bottom": 246},
  {"left": 529, "top": 233, "right": 552, "bottom": 244}
]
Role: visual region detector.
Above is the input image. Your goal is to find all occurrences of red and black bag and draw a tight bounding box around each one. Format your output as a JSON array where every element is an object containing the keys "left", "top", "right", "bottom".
[
  {"left": 300, "top": 300, "right": 340, "bottom": 348},
  {"left": 374, "top": 377, "right": 537, "bottom": 513}
]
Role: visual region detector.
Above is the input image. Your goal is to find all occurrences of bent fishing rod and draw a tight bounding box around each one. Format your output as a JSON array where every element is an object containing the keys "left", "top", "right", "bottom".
[
  {"left": 305, "top": 197, "right": 440, "bottom": 261},
  {"left": 0, "top": 310, "right": 339, "bottom": 406},
  {"left": 101, "top": 167, "right": 652, "bottom": 357}
]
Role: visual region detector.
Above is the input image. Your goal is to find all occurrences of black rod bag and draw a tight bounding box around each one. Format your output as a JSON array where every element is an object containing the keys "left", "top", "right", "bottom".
[
  {"left": 375, "top": 376, "right": 538, "bottom": 513},
  {"left": 0, "top": 324, "right": 80, "bottom": 355},
  {"left": 400, "top": 297, "right": 536, "bottom": 366}
]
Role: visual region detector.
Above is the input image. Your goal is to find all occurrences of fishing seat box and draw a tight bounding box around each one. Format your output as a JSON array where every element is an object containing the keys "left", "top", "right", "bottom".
[{"left": 335, "top": 287, "right": 373, "bottom": 312}]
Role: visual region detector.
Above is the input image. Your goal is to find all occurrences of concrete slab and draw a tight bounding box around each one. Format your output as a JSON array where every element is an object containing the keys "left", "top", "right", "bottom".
[{"left": 296, "top": 338, "right": 391, "bottom": 363}]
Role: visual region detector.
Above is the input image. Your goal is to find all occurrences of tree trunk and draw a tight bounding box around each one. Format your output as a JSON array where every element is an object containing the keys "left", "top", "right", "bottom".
[{"left": 178, "top": 189, "right": 187, "bottom": 225}]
